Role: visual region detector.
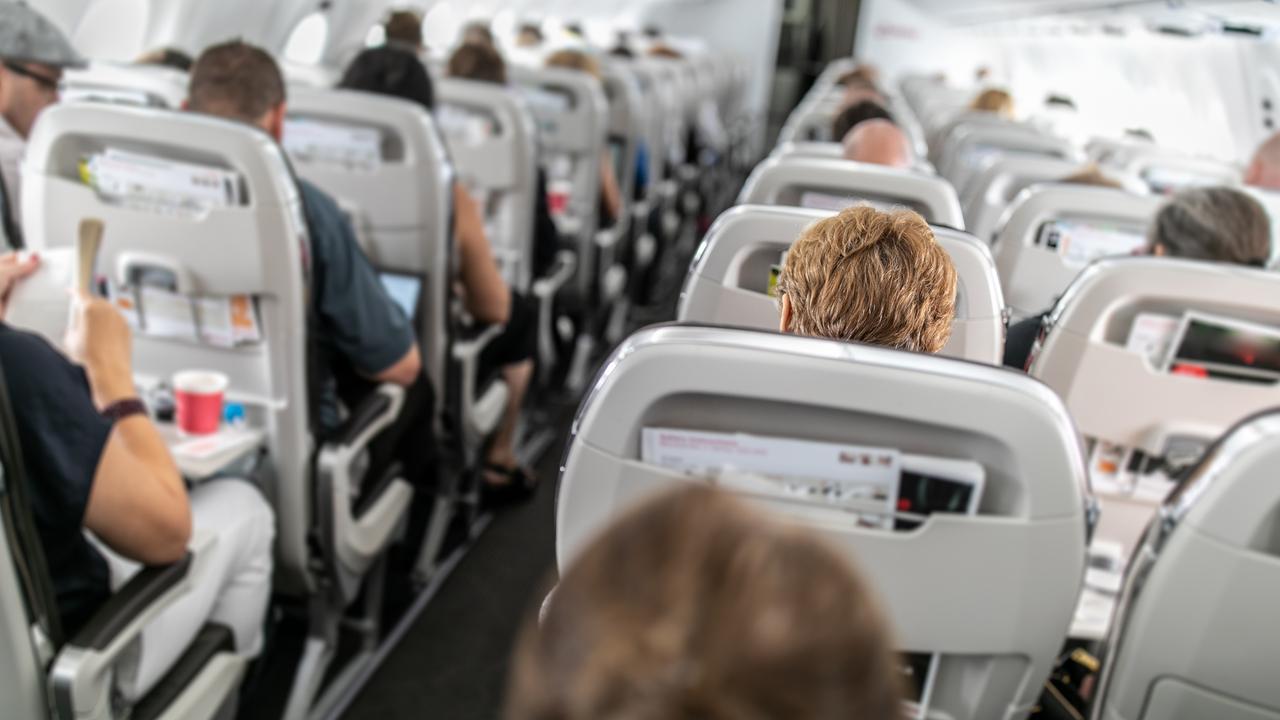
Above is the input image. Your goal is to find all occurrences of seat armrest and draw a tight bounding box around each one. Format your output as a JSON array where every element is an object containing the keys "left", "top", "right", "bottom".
[
  {"left": 452, "top": 324, "right": 505, "bottom": 363},
  {"left": 533, "top": 251, "right": 578, "bottom": 383},
  {"left": 595, "top": 227, "right": 620, "bottom": 252},
  {"left": 452, "top": 324, "right": 509, "bottom": 443},
  {"left": 71, "top": 555, "right": 192, "bottom": 652},
  {"left": 532, "top": 251, "right": 577, "bottom": 300},
  {"left": 317, "top": 384, "right": 411, "bottom": 587},
  {"left": 52, "top": 554, "right": 195, "bottom": 718},
  {"left": 329, "top": 388, "right": 396, "bottom": 450}
]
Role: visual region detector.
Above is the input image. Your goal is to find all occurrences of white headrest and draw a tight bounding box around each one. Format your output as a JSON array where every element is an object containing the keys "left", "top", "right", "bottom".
[
  {"left": 558, "top": 323, "right": 1089, "bottom": 719},
  {"left": 739, "top": 156, "right": 965, "bottom": 229},
  {"left": 992, "top": 184, "right": 1163, "bottom": 317},
  {"left": 61, "top": 62, "right": 187, "bottom": 109}
]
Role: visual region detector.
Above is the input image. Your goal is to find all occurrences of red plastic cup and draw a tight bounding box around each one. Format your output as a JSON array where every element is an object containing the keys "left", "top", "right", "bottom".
[
  {"left": 173, "top": 370, "right": 228, "bottom": 436},
  {"left": 547, "top": 180, "right": 572, "bottom": 216}
]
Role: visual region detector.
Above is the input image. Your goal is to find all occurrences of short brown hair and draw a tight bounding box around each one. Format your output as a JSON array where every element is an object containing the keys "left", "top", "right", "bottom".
[
  {"left": 448, "top": 42, "right": 506, "bottom": 85},
  {"left": 778, "top": 206, "right": 957, "bottom": 353},
  {"left": 385, "top": 10, "right": 422, "bottom": 47},
  {"left": 1059, "top": 165, "right": 1123, "bottom": 189},
  {"left": 506, "top": 485, "right": 902, "bottom": 720},
  {"left": 188, "top": 41, "right": 285, "bottom": 122},
  {"left": 545, "top": 48, "right": 601, "bottom": 80},
  {"left": 461, "top": 21, "right": 495, "bottom": 48},
  {"left": 837, "top": 65, "right": 880, "bottom": 89},
  {"left": 970, "top": 88, "right": 1014, "bottom": 116}
]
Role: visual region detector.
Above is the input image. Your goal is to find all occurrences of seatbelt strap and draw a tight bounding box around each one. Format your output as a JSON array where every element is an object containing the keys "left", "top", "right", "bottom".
[{"left": 0, "top": 168, "right": 23, "bottom": 251}]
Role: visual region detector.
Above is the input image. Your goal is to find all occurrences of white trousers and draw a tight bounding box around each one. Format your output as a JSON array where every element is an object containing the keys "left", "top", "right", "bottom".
[{"left": 98, "top": 478, "right": 275, "bottom": 701}]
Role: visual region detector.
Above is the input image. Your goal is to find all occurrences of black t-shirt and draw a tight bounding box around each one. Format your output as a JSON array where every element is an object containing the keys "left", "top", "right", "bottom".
[{"left": 0, "top": 324, "right": 112, "bottom": 636}]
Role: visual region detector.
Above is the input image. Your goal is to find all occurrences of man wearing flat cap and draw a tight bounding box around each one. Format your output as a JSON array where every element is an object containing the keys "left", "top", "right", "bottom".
[{"left": 0, "top": 1, "right": 85, "bottom": 248}]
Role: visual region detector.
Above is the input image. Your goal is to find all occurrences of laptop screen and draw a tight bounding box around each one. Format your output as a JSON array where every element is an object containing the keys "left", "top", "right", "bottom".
[{"left": 379, "top": 270, "right": 423, "bottom": 323}]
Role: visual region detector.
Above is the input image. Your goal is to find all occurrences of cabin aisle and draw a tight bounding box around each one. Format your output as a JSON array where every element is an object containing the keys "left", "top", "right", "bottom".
[{"left": 340, "top": 408, "right": 569, "bottom": 720}]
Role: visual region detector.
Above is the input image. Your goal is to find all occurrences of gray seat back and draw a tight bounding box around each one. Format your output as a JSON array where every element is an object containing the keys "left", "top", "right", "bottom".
[
  {"left": 938, "top": 123, "right": 1081, "bottom": 196},
  {"left": 1093, "top": 411, "right": 1280, "bottom": 720},
  {"left": 22, "top": 103, "right": 317, "bottom": 592},
  {"left": 283, "top": 86, "right": 454, "bottom": 413},
  {"left": 436, "top": 78, "right": 539, "bottom": 292},
  {"left": 510, "top": 66, "right": 609, "bottom": 299},
  {"left": 738, "top": 155, "right": 965, "bottom": 228},
  {"left": 961, "top": 155, "right": 1092, "bottom": 243},
  {"left": 1030, "top": 258, "right": 1280, "bottom": 553},
  {"left": 61, "top": 61, "right": 187, "bottom": 109},
  {"left": 557, "top": 324, "right": 1090, "bottom": 720},
  {"left": 992, "top": 184, "right": 1162, "bottom": 318}
]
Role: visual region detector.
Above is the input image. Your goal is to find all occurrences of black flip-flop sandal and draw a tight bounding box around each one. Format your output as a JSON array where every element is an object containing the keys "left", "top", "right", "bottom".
[{"left": 480, "top": 463, "right": 537, "bottom": 507}]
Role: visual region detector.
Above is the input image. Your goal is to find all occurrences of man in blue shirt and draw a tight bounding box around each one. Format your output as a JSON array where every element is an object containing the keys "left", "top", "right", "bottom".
[{"left": 185, "top": 42, "right": 435, "bottom": 498}]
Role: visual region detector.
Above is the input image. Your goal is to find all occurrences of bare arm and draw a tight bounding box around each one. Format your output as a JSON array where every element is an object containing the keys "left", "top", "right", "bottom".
[
  {"left": 454, "top": 183, "right": 511, "bottom": 325},
  {"left": 599, "top": 154, "right": 623, "bottom": 225},
  {"left": 371, "top": 344, "right": 422, "bottom": 387},
  {"left": 69, "top": 295, "right": 191, "bottom": 565}
]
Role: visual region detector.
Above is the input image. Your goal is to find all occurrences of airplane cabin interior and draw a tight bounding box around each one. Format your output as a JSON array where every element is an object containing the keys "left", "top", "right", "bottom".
[{"left": 1, "top": 0, "right": 1278, "bottom": 719}]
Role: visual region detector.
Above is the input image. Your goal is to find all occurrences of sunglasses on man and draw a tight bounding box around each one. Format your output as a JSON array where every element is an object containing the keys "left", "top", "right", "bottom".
[{"left": 3, "top": 61, "right": 60, "bottom": 92}]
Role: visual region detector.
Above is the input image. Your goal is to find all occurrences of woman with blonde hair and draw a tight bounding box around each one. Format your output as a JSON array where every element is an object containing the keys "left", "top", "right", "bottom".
[{"left": 776, "top": 205, "right": 958, "bottom": 354}]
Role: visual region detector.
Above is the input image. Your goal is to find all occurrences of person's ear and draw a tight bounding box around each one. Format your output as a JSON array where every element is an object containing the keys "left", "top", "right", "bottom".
[
  {"left": 779, "top": 294, "right": 794, "bottom": 333},
  {"left": 264, "top": 103, "right": 287, "bottom": 142}
]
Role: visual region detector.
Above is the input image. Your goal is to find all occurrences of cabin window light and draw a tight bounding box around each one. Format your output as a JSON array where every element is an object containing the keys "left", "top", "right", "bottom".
[
  {"left": 284, "top": 11, "right": 330, "bottom": 65},
  {"left": 423, "top": 2, "right": 459, "bottom": 49},
  {"left": 366, "top": 24, "right": 386, "bottom": 48}
]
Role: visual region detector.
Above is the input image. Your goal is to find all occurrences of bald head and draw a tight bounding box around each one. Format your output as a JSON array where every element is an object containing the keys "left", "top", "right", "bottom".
[
  {"left": 842, "top": 119, "right": 912, "bottom": 169},
  {"left": 1246, "top": 132, "right": 1280, "bottom": 190}
]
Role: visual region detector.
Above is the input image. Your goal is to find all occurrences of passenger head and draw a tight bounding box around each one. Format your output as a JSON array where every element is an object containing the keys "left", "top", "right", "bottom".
[
  {"left": 1059, "top": 165, "right": 1123, "bottom": 189},
  {"left": 516, "top": 23, "right": 544, "bottom": 48},
  {"left": 385, "top": 10, "right": 424, "bottom": 51},
  {"left": 970, "top": 88, "right": 1014, "bottom": 118},
  {"left": 447, "top": 42, "right": 507, "bottom": 85},
  {"left": 841, "top": 119, "right": 913, "bottom": 170},
  {"left": 832, "top": 100, "right": 893, "bottom": 146},
  {"left": 136, "top": 47, "right": 195, "bottom": 73},
  {"left": 777, "top": 205, "right": 956, "bottom": 353},
  {"left": 843, "top": 82, "right": 887, "bottom": 108},
  {"left": 1245, "top": 131, "right": 1280, "bottom": 190},
  {"left": 506, "top": 485, "right": 902, "bottom": 720},
  {"left": 187, "top": 41, "right": 286, "bottom": 139},
  {"left": 837, "top": 64, "right": 880, "bottom": 89},
  {"left": 545, "top": 49, "right": 601, "bottom": 80},
  {"left": 0, "top": 2, "right": 84, "bottom": 138},
  {"left": 1147, "top": 186, "right": 1271, "bottom": 267},
  {"left": 461, "top": 21, "right": 495, "bottom": 49},
  {"left": 339, "top": 46, "right": 435, "bottom": 112},
  {"left": 649, "top": 44, "right": 685, "bottom": 61}
]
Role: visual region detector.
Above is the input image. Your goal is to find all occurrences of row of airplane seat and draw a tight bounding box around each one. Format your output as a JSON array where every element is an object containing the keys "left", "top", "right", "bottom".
[
  {"left": 544, "top": 57, "right": 1280, "bottom": 719},
  {"left": 0, "top": 4, "right": 751, "bottom": 719},
  {"left": 3, "top": 4, "right": 1280, "bottom": 717}
]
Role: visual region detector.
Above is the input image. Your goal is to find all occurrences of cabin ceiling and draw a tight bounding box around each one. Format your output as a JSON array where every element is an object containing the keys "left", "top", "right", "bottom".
[{"left": 903, "top": 0, "right": 1280, "bottom": 27}]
